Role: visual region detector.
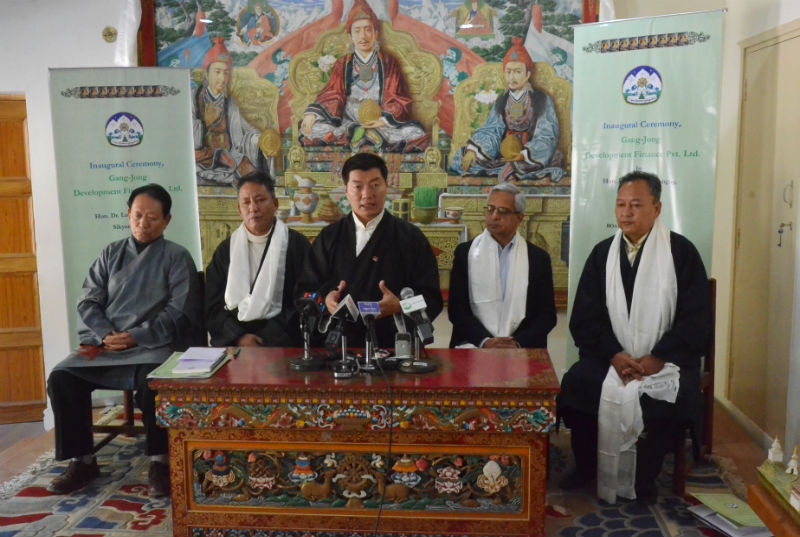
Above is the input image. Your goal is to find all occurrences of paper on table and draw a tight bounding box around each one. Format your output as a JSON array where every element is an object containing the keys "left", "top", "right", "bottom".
[
  {"left": 173, "top": 349, "right": 228, "bottom": 374},
  {"left": 177, "top": 347, "right": 227, "bottom": 363},
  {"left": 147, "top": 351, "right": 230, "bottom": 379}
]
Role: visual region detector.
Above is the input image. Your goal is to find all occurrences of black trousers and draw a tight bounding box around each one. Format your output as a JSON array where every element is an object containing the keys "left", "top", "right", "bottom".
[
  {"left": 560, "top": 406, "right": 679, "bottom": 494},
  {"left": 47, "top": 364, "right": 167, "bottom": 460}
]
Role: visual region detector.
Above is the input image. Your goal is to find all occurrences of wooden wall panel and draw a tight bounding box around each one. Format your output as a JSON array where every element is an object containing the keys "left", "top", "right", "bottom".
[
  {"left": 0, "top": 198, "right": 34, "bottom": 253},
  {"left": 0, "top": 97, "right": 44, "bottom": 424},
  {"left": 0, "top": 103, "right": 27, "bottom": 177},
  {"left": 0, "top": 347, "right": 44, "bottom": 403},
  {"left": 0, "top": 274, "right": 39, "bottom": 329}
]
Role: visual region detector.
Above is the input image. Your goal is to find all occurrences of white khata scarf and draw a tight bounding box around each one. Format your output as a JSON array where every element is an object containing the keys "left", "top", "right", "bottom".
[
  {"left": 467, "top": 229, "right": 529, "bottom": 338},
  {"left": 597, "top": 218, "right": 680, "bottom": 503},
  {"left": 224, "top": 219, "right": 288, "bottom": 322}
]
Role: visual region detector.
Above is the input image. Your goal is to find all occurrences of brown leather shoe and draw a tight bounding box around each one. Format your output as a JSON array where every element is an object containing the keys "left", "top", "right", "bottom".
[
  {"left": 148, "top": 461, "right": 170, "bottom": 497},
  {"left": 46, "top": 458, "right": 100, "bottom": 494}
]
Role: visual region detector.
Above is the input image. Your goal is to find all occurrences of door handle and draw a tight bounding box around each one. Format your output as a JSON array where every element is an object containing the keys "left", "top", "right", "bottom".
[{"left": 783, "top": 181, "right": 794, "bottom": 208}]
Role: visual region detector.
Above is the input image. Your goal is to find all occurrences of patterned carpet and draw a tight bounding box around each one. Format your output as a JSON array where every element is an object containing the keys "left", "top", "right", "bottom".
[
  {"left": 546, "top": 431, "right": 743, "bottom": 537},
  {"left": 0, "top": 436, "right": 171, "bottom": 537},
  {"left": 0, "top": 426, "right": 743, "bottom": 537}
]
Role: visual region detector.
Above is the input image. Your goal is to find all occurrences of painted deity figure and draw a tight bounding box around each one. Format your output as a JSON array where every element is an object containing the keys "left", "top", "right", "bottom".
[
  {"left": 192, "top": 38, "right": 263, "bottom": 186},
  {"left": 238, "top": 0, "right": 278, "bottom": 46},
  {"left": 298, "top": 0, "right": 428, "bottom": 153},
  {"left": 454, "top": 0, "right": 496, "bottom": 38},
  {"left": 451, "top": 38, "right": 563, "bottom": 183}
]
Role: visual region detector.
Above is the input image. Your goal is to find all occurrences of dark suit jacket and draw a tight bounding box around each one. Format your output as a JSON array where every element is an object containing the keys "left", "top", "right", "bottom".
[{"left": 447, "top": 237, "right": 556, "bottom": 348}]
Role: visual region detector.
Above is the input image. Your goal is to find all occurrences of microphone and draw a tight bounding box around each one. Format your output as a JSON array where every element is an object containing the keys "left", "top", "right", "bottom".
[
  {"left": 289, "top": 291, "right": 326, "bottom": 371},
  {"left": 324, "top": 294, "right": 358, "bottom": 355},
  {"left": 357, "top": 301, "right": 380, "bottom": 346},
  {"left": 357, "top": 301, "right": 381, "bottom": 373},
  {"left": 331, "top": 294, "right": 359, "bottom": 322},
  {"left": 296, "top": 291, "right": 325, "bottom": 315},
  {"left": 399, "top": 287, "right": 434, "bottom": 345},
  {"left": 295, "top": 292, "right": 325, "bottom": 332},
  {"left": 393, "top": 313, "right": 412, "bottom": 359}
]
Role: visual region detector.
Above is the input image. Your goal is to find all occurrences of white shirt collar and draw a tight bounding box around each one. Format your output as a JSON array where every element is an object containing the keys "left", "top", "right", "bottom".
[
  {"left": 353, "top": 210, "right": 385, "bottom": 256},
  {"left": 245, "top": 224, "right": 272, "bottom": 244},
  {"left": 352, "top": 209, "right": 384, "bottom": 232},
  {"left": 622, "top": 230, "right": 649, "bottom": 265}
]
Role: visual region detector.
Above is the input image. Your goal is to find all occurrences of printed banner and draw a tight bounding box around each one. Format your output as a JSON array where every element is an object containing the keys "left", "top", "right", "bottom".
[
  {"left": 567, "top": 11, "right": 723, "bottom": 362},
  {"left": 50, "top": 67, "right": 201, "bottom": 348}
]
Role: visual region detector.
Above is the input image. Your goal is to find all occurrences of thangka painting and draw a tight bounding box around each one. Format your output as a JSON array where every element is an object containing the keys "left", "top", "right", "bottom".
[{"left": 154, "top": 0, "right": 580, "bottom": 192}]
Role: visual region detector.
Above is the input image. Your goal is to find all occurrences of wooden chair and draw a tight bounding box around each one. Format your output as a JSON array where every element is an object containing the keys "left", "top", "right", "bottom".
[
  {"left": 91, "top": 271, "right": 207, "bottom": 453},
  {"left": 671, "top": 278, "right": 716, "bottom": 495},
  {"left": 91, "top": 390, "right": 144, "bottom": 453}
]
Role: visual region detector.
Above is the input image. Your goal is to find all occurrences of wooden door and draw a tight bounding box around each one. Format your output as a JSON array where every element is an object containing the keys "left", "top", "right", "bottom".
[
  {"left": 730, "top": 27, "right": 800, "bottom": 434},
  {"left": 0, "top": 97, "right": 44, "bottom": 424}
]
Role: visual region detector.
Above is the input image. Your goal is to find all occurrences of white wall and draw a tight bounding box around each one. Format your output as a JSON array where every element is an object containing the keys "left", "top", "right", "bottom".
[
  {"left": 613, "top": 0, "right": 800, "bottom": 444},
  {"left": 0, "top": 0, "right": 139, "bottom": 429}
]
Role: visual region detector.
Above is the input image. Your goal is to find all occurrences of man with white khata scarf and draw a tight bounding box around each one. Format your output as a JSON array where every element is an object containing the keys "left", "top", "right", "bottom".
[
  {"left": 557, "top": 171, "right": 712, "bottom": 505},
  {"left": 448, "top": 182, "right": 556, "bottom": 349},
  {"left": 205, "top": 171, "right": 310, "bottom": 347}
]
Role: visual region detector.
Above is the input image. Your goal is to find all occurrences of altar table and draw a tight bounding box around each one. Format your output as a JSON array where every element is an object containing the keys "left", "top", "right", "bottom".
[{"left": 151, "top": 347, "right": 560, "bottom": 537}]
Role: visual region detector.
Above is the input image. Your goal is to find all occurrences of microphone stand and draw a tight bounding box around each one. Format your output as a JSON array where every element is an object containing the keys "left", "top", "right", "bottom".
[
  {"left": 330, "top": 320, "right": 357, "bottom": 379},
  {"left": 398, "top": 318, "right": 437, "bottom": 374},
  {"left": 360, "top": 314, "right": 378, "bottom": 374},
  {"left": 288, "top": 309, "right": 324, "bottom": 371}
]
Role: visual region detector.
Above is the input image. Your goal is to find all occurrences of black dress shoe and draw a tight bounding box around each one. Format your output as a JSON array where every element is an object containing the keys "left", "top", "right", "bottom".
[
  {"left": 635, "top": 481, "right": 658, "bottom": 506},
  {"left": 46, "top": 458, "right": 100, "bottom": 494},
  {"left": 559, "top": 468, "right": 594, "bottom": 490},
  {"left": 148, "top": 461, "right": 170, "bottom": 497}
]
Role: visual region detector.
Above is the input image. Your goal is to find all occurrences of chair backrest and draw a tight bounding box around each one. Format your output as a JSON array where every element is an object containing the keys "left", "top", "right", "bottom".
[{"left": 705, "top": 278, "right": 716, "bottom": 376}]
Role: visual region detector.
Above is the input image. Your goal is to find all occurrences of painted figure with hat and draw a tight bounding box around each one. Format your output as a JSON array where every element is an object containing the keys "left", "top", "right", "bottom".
[
  {"left": 298, "top": 0, "right": 429, "bottom": 153},
  {"left": 192, "top": 37, "right": 263, "bottom": 186},
  {"left": 450, "top": 38, "right": 563, "bottom": 183}
]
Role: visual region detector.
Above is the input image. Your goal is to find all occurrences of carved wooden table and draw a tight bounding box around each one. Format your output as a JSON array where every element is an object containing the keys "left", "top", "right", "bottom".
[{"left": 152, "top": 347, "right": 559, "bottom": 537}]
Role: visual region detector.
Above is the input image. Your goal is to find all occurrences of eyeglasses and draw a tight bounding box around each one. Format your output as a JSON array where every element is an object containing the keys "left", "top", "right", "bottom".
[{"left": 485, "top": 205, "right": 520, "bottom": 216}]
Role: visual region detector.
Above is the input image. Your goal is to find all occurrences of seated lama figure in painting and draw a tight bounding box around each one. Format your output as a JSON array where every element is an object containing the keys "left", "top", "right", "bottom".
[{"left": 298, "top": 0, "right": 429, "bottom": 153}]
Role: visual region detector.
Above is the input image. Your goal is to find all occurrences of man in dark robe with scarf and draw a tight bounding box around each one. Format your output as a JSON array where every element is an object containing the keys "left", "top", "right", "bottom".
[
  {"left": 557, "top": 171, "right": 711, "bottom": 504},
  {"left": 296, "top": 153, "right": 442, "bottom": 348},
  {"left": 448, "top": 182, "right": 555, "bottom": 349},
  {"left": 46, "top": 184, "right": 202, "bottom": 498},
  {"left": 205, "top": 171, "right": 310, "bottom": 347}
]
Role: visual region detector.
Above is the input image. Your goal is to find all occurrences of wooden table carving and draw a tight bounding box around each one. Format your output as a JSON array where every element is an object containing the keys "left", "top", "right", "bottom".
[{"left": 152, "top": 347, "right": 559, "bottom": 537}]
